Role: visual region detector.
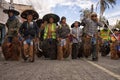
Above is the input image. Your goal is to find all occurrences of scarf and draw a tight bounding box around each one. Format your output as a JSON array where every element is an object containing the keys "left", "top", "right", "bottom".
[{"left": 8, "top": 15, "right": 16, "bottom": 21}]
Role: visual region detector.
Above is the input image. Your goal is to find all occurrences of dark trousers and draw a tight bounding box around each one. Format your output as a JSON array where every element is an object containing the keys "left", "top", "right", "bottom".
[
  {"left": 78, "top": 42, "right": 83, "bottom": 58},
  {"left": 72, "top": 43, "right": 79, "bottom": 59},
  {"left": 91, "top": 37, "right": 98, "bottom": 59},
  {"left": 8, "top": 37, "right": 13, "bottom": 43},
  {"left": 43, "top": 39, "right": 57, "bottom": 59}
]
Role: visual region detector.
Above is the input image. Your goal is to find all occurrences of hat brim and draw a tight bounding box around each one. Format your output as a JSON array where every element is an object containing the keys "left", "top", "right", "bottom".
[
  {"left": 42, "top": 13, "right": 60, "bottom": 23},
  {"left": 114, "top": 28, "right": 120, "bottom": 31},
  {"left": 3, "top": 9, "right": 20, "bottom": 15},
  {"left": 71, "top": 21, "right": 81, "bottom": 28},
  {"left": 21, "top": 10, "right": 39, "bottom": 20},
  {"left": 36, "top": 19, "right": 44, "bottom": 27}
]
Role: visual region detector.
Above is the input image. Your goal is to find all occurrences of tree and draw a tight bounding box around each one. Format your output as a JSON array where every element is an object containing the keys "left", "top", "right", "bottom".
[
  {"left": 114, "top": 20, "right": 120, "bottom": 29},
  {"left": 96, "top": 0, "right": 116, "bottom": 17},
  {"left": 80, "top": 8, "right": 91, "bottom": 20},
  {"left": 80, "top": 4, "right": 94, "bottom": 21}
]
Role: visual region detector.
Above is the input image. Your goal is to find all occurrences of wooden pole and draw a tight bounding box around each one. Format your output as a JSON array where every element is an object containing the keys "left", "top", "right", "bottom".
[
  {"left": 10, "top": 0, "right": 13, "bottom": 4},
  {"left": 91, "top": 4, "right": 94, "bottom": 13},
  {"left": 10, "top": 0, "right": 14, "bottom": 9}
]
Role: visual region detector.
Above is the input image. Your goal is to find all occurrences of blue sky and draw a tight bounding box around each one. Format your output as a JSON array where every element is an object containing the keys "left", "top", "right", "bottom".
[
  {"left": 52, "top": 4, "right": 81, "bottom": 25},
  {"left": 51, "top": 0, "right": 120, "bottom": 25},
  {"left": 5, "top": 0, "right": 120, "bottom": 25}
]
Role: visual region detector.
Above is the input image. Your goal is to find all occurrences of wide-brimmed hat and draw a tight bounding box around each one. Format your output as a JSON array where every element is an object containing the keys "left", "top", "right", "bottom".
[
  {"left": 114, "top": 28, "right": 119, "bottom": 31},
  {"left": 71, "top": 21, "right": 81, "bottom": 28},
  {"left": 36, "top": 19, "right": 44, "bottom": 27},
  {"left": 61, "top": 16, "right": 66, "bottom": 21},
  {"left": 3, "top": 9, "right": 20, "bottom": 15},
  {"left": 21, "top": 10, "right": 39, "bottom": 20},
  {"left": 42, "top": 13, "right": 60, "bottom": 23},
  {"left": 60, "top": 16, "right": 66, "bottom": 23}
]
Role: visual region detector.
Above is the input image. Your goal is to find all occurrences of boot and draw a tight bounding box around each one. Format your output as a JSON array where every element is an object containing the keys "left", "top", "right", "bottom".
[
  {"left": 29, "top": 45, "right": 34, "bottom": 62},
  {"left": 23, "top": 44, "right": 29, "bottom": 61},
  {"left": 57, "top": 46, "right": 63, "bottom": 60}
]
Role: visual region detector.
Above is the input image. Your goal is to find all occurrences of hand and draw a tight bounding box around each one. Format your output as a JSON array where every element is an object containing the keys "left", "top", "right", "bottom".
[
  {"left": 57, "top": 38, "right": 61, "bottom": 41},
  {"left": 18, "top": 33, "right": 21, "bottom": 37},
  {"left": 35, "top": 38, "right": 39, "bottom": 43},
  {"left": 10, "top": 28, "right": 14, "bottom": 32},
  {"left": 22, "top": 38, "right": 25, "bottom": 41},
  {"left": 73, "top": 35, "right": 76, "bottom": 38},
  {"left": 86, "top": 35, "right": 91, "bottom": 38},
  {"left": 71, "top": 34, "right": 76, "bottom": 38},
  {"left": 67, "top": 34, "right": 71, "bottom": 37}
]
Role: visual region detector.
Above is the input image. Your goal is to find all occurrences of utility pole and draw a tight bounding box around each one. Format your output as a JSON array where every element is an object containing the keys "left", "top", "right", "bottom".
[
  {"left": 91, "top": 4, "right": 94, "bottom": 13},
  {"left": 10, "top": 0, "right": 13, "bottom": 3},
  {"left": 9, "top": 0, "right": 14, "bottom": 9},
  {"left": 0, "top": 0, "right": 2, "bottom": 7}
]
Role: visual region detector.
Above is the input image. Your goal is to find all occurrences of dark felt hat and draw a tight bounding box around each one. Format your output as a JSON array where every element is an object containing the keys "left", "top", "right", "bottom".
[
  {"left": 71, "top": 21, "right": 81, "bottom": 28},
  {"left": 61, "top": 16, "right": 66, "bottom": 21},
  {"left": 21, "top": 10, "right": 39, "bottom": 20},
  {"left": 36, "top": 19, "right": 44, "bottom": 27},
  {"left": 3, "top": 9, "right": 20, "bottom": 15},
  {"left": 42, "top": 13, "right": 60, "bottom": 23}
]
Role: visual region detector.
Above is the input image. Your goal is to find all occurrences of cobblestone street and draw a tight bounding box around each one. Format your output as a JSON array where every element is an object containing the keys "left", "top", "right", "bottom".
[
  {"left": 0, "top": 52, "right": 120, "bottom": 80},
  {"left": 0, "top": 0, "right": 120, "bottom": 80}
]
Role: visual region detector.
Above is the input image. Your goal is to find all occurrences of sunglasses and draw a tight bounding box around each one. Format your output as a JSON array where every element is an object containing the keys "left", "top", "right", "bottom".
[{"left": 91, "top": 15, "right": 97, "bottom": 17}]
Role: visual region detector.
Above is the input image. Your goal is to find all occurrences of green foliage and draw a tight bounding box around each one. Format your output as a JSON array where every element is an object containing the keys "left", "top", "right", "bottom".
[{"left": 114, "top": 20, "right": 120, "bottom": 29}]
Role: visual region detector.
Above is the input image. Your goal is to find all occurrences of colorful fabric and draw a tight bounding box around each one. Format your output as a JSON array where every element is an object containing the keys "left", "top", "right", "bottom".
[
  {"left": 44, "top": 23, "right": 56, "bottom": 39},
  {"left": 100, "top": 30, "right": 110, "bottom": 41},
  {"left": 111, "top": 33, "right": 120, "bottom": 42}
]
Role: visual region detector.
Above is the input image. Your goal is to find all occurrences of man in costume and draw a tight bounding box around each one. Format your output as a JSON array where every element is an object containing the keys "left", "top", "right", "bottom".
[
  {"left": 71, "top": 21, "right": 83, "bottom": 59},
  {"left": 19, "top": 10, "right": 39, "bottom": 62},
  {"left": 57, "top": 16, "right": 70, "bottom": 60},
  {"left": 82, "top": 12, "right": 103, "bottom": 61},
  {"left": 42, "top": 13, "right": 60, "bottom": 60},
  {"left": 2, "top": 8, "right": 21, "bottom": 60},
  {"left": 110, "top": 28, "right": 120, "bottom": 59},
  {"left": 100, "top": 25, "right": 110, "bottom": 56},
  {"left": 3, "top": 9, "right": 20, "bottom": 47}
]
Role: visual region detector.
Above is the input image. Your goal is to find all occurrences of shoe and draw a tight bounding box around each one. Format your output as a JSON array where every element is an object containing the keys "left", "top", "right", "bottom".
[
  {"left": 29, "top": 59, "right": 34, "bottom": 62},
  {"left": 92, "top": 58, "right": 95, "bottom": 61},
  {"left": 72, "top": 57, "right": 77, "bottom": 59},
  {"left": 29, "top": 57, "right": 34, "bottom": 62},
  {"left": 23, "top": 56, "right": 28, "bottom": 61},
  {"left": 92, "top": 58, "right": 98, "bottom": 61}
]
